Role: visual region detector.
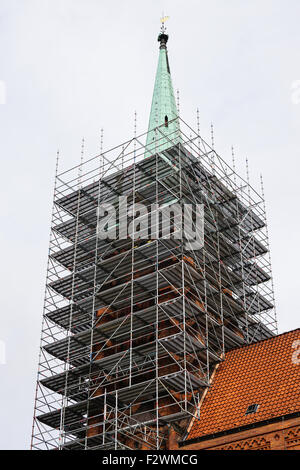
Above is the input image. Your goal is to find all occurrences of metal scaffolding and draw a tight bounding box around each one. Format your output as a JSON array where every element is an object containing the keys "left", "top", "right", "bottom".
[{"left": 31, "top": 116, "right": 277, "bottom": 450}]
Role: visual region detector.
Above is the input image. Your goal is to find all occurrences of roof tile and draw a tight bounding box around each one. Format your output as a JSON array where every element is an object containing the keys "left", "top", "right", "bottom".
[{"left": 187, "top": 329, "right": 300, "bottom": 440}]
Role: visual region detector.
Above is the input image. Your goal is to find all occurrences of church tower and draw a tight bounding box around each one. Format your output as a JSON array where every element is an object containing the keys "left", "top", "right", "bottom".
[{"left": 31, "top": 23, "right": 277, "bottom": 450}]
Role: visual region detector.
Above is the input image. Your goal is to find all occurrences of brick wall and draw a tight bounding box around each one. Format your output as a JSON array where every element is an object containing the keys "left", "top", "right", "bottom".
[{"left": 177, "top": 416, "right": 300, "bottom": 450}]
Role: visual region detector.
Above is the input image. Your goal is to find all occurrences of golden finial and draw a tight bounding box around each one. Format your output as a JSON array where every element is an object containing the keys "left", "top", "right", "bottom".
[{"left": 160, "top": 14, "right": 170, "bottom": 33}]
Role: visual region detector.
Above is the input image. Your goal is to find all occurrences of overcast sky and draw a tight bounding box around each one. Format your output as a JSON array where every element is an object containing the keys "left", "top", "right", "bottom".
[{"left": 1, "top": 0, "right": 300, "bottom": 449}]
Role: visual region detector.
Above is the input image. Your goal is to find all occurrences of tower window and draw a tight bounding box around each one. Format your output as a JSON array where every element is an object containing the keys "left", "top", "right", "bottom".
[
  {"left": 245, "top": 403, "right": 259, "bottom": 415},
  {"left": 165, "top": 115, "right": 169, "bottom": 127}
]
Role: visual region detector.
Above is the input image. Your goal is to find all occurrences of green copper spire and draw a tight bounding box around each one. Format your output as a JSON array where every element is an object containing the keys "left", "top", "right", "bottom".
[{"left": 145, "top": 27, "right": 180, "bottom": 157}]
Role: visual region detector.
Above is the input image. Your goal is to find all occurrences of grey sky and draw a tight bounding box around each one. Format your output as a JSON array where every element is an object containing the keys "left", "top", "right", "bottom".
[{"left": 0, "top": 0, "right": 299, "bottom": 449}]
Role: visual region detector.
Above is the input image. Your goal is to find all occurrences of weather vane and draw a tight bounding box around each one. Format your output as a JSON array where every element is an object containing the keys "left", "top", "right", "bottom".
[{"left": 160, "top": 14, "right": 170, "bottom": 33}]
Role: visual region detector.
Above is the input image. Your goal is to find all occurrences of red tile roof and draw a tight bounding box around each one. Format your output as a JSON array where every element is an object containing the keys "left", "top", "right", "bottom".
[{"left": 187, "top": 329, "right": 300, "bottom": 441}]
